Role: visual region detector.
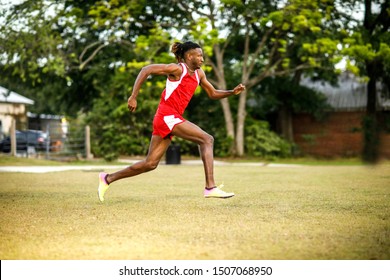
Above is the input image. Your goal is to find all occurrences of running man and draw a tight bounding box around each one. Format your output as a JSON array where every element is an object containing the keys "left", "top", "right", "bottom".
[{"left": 98, "top": 41, "right": 245, "bottom": 201}]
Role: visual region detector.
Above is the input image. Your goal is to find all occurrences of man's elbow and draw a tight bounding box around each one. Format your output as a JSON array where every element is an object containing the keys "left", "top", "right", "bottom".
[
  {"left": 208, "top": 93, "right": 220, "bottom": 100},
  {"left": 140, "top": 66, "right": 154, "bottom": 78},
  {"left": 207, "top": 91, "right": 221, "bottom": 100},
  {"left": 140, "top": 66, "right": 150, "bottom": 73}
]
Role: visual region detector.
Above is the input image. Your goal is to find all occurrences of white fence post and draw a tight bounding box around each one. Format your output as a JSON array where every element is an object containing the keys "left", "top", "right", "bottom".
[
  {"left": 10, "top": 118, "right": 16, "bottom": 156},
  {"left": 85, "top": 125, "right": 92, "bottom": 159}
]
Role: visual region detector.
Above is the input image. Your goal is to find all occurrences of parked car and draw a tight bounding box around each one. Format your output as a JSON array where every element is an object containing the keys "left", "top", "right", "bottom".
[{"left": 0, "top": 130, "right": 49, "bottom": 153}]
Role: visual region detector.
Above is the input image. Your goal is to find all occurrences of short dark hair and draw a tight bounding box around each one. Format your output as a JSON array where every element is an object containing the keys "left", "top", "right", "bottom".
[{"left": 171, "top": 41, "right": 201, "bottom": 62}]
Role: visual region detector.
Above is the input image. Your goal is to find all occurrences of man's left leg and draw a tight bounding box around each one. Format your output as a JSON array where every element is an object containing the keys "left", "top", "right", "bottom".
[{"left": 172, "top": 121, "right": 234, "bottom": 198}]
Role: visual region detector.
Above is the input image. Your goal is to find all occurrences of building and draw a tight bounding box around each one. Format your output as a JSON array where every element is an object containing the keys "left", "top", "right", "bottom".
[
  {"left": 0, "top": 85, "right": 34, "bottom": 139},
  {"left": 293, "top": 73, "right": 390, "bottom": 158}
]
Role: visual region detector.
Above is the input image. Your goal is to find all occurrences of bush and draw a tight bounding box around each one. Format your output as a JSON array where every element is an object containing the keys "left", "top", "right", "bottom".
[{"left": 245, "top": 119, "right": 292, "bottom": 158}]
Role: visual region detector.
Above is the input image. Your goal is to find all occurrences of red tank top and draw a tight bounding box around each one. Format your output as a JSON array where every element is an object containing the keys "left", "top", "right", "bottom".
[{"left": 156, "top": 63, "right": 200, "bottom": 116}]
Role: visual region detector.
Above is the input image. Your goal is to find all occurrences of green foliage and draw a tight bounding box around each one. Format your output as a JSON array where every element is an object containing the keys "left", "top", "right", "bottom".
[
  {"left": 189, "top": 17, "right": 223, "bottom": 57},
  {"left": 250, "top": 76, "right": 331, "bottom": 121},
  {"left": 338, "top": 0, "right": 390, "bottom": 163},
  {"left": 342, "top": 31, "right": 390, "bottom": 75},
  {"left": 245, "top": 118, "right": 292, "bottom": 158},
  {"left": 0, "top": 1, "right": 68, "bottom": 84},
  {"left": 84, "top": 30, "right": 172, "bottom": 160},
  {"left": 86, "top": 68, "right": 160, "bottom": 161},
  {"left": 175, "top": 89, "right": 234, "bottom": 157},
  {"left": 3, "top": 0, "right": 388, "bottom": 161},
  {"left": 259, "top": 0, "right": 342, "bottom": 71},
  {"left": 291, "top": 84, "right": 331, "bottom": 121}
]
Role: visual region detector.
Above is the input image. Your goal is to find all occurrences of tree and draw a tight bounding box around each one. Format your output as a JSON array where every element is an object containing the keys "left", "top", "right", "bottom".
[
  {"left": 175, "top": 0, "right": 341, "bottom": 156},
  {"left": 0, "top": 0, "right": 174, "bottom": 115},
  {"left": 339, "top": 0, "right": 390, "bottom": 163},
  {"left": 0, "top": 0, "right": 192, "bottom": 159},
  {"left": 0, "top": 0, "right": 346, "bottom": 159},
  {"left": 86, "top": 28, "right": 174, "bottom": 160}
]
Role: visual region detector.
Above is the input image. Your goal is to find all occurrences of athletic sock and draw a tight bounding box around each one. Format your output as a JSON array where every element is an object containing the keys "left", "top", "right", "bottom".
[{"left": 104, "top": 174, "right": 110, "bottom": 185}]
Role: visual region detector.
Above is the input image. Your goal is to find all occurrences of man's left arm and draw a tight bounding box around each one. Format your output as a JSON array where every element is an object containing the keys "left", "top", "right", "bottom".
[{"left": 199, "top": 69, "right": 245, "bottom": 99}]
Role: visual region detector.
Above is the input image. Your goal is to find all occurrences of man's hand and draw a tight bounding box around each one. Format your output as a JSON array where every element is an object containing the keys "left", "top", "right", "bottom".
[
  {"left": 128, "top": 95, "right": 137, "bottom": 112},
  {"left": 233, "top": 84, "right": 245, "bottom": 95}
]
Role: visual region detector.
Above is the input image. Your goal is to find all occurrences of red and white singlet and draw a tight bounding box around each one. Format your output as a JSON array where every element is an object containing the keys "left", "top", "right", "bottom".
[{"left": 152, "top": 63, "right": 200, "bottom": 138}]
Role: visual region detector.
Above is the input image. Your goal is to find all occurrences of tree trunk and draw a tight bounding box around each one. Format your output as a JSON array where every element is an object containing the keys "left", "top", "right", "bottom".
[
  {"left": 219, "top": 98, "right": 235, "bottom": 144},
  {"left": 278, "top": 104, "right": 294, "bottom": 141},
  {"left": 235, "top": 89, "right": 247, "bottom": 156},
  {"left": 277, "top": 71, "right": 301, "bottom": 143},
  {"left": 363, "top": 60, "right": 380, "bottom": 163},
  {"left": 234, "top": 30, "right": 251, "bottom": 157},
  {"left": 10, "top": 118, "right": 16, "bottom": 156},
  {"left": 212, "top": 44, "right": 236, "bottom": 154}
]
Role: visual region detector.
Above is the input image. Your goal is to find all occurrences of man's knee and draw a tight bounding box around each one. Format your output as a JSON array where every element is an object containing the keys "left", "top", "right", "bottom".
[
  {"left": 202, "top": 133, "right": 214, "bottom": 146},
  {"left": 144, "top": 159, "right": 159, "bottom": 171}
]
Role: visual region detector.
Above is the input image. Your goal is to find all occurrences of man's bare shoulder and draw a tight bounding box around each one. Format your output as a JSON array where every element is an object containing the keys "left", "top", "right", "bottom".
[
  {"left": 165, "top": 63, "right": 182, "bottom": 70},
  {"left": 197, "top": 67, "right": 207, "bottom": 81},
  {"left": 197, "top": 67, "right": 206, "bottom": 75},
  {"left": 145, "top": 63, "right": 182, "bottom": 76}
]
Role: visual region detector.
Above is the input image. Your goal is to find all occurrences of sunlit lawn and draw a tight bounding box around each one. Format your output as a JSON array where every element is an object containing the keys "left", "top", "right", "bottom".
[{"left": 0, "top": 159, "right": 389, "bottom": 260}]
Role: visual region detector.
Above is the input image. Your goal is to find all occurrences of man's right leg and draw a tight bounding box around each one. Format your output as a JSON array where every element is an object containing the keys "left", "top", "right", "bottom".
[
  {"left": 107, "top": 135, "right": 171, "bottom": 183},
  {"left": 98, "top": 135, "right": 171, "bottom": 202}
]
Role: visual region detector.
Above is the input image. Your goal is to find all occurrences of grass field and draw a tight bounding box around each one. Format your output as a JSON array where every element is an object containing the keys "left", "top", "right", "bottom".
[{"left": 0, "top": 158, "right": 389, "bottom": 260}]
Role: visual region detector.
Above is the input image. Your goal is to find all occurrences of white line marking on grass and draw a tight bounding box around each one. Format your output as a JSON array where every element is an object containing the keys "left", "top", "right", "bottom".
[
  {"left": 0, "top": 165, "right": 126, "bottom": 173},
  {"left": 0, "top": 161, "right": 301, "bottom": 173}
]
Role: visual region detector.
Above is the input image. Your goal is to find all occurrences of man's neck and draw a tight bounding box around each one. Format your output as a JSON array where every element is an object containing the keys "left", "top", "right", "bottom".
[{"left": 183, "top": 62, "right": 195, "bottom": 73}]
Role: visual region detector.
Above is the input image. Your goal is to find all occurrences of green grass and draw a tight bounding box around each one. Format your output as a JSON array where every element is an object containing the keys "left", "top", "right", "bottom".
[
  {"left": 0, "top": 161, "right": 389, "bottom": 260},
  {"left": 0, "top": 154, "right": 128, "bottom": 166},
  {"left": 4, "top": 153, "right": 387, "bottom": 167},
  {"left": 0, "top": 154, "right": 63, "bottom": 166}
]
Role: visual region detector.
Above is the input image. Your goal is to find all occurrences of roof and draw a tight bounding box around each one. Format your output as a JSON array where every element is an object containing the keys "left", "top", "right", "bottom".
[
  {"left": 0, "top": 85, "right": 34, "bottom": 105},
  {"left": 301, "top": 72, "right": 390, "bottom": 111},
  {"left": 27, "top": 112, "right": 62, "bottom": 120}
]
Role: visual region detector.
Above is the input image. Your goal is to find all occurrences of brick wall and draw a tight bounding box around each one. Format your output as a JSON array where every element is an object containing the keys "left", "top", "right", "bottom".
[
  {"left": 379, "top": 133, "right": 390, "bottom": 158},
  {"left": 293, "top": 111, "right": 390, "bottom": 158}
]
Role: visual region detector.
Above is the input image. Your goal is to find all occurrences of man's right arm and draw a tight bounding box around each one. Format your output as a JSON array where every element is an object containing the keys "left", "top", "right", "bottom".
[{"left": 128, "top": 63, "right": 182, "bottom": 112}]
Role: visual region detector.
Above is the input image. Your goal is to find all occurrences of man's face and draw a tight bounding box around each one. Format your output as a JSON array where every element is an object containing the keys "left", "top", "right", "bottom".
[{"left": 187, "top": 48, "right": 204, "bottom": 69}]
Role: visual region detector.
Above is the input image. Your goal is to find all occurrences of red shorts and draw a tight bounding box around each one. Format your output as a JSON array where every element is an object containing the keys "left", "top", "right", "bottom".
[{"left": 152, "top": 113, "right": 186, "bottom": 139}]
